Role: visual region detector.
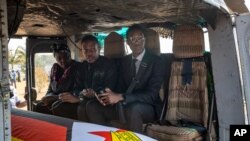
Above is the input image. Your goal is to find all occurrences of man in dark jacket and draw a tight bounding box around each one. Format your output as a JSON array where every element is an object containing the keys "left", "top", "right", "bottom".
[
  {"left": 86, "top": 25, "right": 165, "bottom": 133},
  {"left": 76, "top": 35, "right": 118, "bottom": 121}
]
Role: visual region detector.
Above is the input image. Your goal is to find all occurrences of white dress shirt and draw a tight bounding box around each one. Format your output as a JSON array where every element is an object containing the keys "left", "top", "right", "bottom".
[{"left": 132, "top": 49, "right": 146, "bottom": 74}]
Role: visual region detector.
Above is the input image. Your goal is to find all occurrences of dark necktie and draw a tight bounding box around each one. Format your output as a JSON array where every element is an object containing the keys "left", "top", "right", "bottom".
[{"left": 131, "top": 58, "right": 137, "bottom": 78}]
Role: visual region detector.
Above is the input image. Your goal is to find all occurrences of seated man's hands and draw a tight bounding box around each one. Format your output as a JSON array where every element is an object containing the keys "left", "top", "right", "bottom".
[
  {"left": 98, "top": 88, "right": 123, "bottom": 106},
  {"left": 80, "top": 89, "right": 95, "bottom": 98},
  {"left": 59, "top": 92, "right": 80, "bottom": 103},
  {"left": 41, "top": 95, "right": 58, "bottom": 106}
]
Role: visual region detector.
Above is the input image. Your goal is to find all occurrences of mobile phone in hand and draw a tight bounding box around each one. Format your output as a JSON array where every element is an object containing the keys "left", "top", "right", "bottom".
[{"left": 95, "top": 92, "right": 106, "bottom": 106}]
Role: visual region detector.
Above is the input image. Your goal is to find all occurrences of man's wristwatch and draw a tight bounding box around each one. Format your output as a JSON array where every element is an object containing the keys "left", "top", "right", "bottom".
[
  {"left": 121, "top": 94, "right": 126, "bottom": 105},
  {"left": 79, "top": 92, "right": 84, "bottom": 101}
]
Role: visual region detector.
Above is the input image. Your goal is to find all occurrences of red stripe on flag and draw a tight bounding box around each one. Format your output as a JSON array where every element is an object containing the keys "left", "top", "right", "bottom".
[{"left": 12, "top": 115, "right": 67, "bottom": 141}]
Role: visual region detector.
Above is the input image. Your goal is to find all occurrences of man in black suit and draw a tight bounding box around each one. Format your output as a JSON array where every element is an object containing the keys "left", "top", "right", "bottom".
[{"left": 86, "top": 25, "right": 164, "bottom": 133}]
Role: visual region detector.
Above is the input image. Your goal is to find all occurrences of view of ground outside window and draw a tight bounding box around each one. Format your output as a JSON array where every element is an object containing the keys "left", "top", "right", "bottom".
[{"left": 34, "top": 53, "right": 56, "bottom": 100}]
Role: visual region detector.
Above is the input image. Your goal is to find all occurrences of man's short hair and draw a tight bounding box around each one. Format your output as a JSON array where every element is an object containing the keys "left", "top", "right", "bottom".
[
  {"left": 126, "top": 24, "right": 146, "bottom": 39},
  {"left": 80, "top": 35, "right": 100, "bottom": 47}
]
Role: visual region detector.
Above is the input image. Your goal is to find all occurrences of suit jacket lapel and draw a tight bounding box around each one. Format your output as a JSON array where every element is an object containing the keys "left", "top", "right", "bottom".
[{"left": 137, "top": 50, "right": 149, "bottom": 75}]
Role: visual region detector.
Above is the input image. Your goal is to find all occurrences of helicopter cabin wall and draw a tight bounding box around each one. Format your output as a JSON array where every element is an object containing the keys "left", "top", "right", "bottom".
[{"left": 208, "top": 12, "right": 245, "bottom": 141}]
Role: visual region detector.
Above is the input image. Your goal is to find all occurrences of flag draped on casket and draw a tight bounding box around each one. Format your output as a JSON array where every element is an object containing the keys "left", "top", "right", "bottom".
[{"left": 11, "top": 109, "right": 156, "bottom": 141}]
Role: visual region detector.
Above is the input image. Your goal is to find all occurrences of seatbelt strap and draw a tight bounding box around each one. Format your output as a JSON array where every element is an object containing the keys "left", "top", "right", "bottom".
[{"left": 182, "top": 60, "right": 193, "bottom": 85}]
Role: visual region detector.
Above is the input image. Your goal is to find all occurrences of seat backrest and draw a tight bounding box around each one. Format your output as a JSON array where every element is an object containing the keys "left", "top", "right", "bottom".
[
  {"left": 165, "top": 25, "right": 208, "bottom": 127},
  {"left": 104, "top": 32, "right": 125, "bottom": 59},
  {"left": 144, "top": 28, "right": 161, "bottom": 56}
]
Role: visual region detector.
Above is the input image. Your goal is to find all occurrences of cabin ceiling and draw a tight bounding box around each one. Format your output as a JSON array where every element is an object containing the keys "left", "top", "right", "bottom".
[{"left": 7, "top": 0, "right": 222, "bottom": 37}]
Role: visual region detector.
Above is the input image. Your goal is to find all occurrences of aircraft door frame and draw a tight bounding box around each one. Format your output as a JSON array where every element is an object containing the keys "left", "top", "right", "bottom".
[{"left": 235, "top": 13, "right": 250, "bottom": 124}]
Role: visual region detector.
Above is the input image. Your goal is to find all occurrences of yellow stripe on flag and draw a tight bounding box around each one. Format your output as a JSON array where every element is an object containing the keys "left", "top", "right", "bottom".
[
  {"left": 111, "top": 131, "right": 141, "bottom": 141},
  {"left": 11, "top": 136, "right": 23, "bottom": 141}
]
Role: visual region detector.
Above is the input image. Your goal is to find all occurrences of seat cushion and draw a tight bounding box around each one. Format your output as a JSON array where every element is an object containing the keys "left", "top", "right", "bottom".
[{"left": 146, "top": 124, "right": 203, "bottom": 141}]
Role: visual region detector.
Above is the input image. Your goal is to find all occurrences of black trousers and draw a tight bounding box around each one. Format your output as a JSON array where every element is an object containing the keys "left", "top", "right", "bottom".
[
  {"left": 34, "top": 101, "right": 53, "bottom": 115},
  {"left": 77, "top": 99, "right": 95, "bottom": 122},
  {"left": 86, "top": 100, "right": 156, "bottom": 133},
  {"left": 34, "top": 100, "right": 78, "bottom": 119},
  {"left": 51, "top": 101, "right": 78, "bottom": 119}
]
